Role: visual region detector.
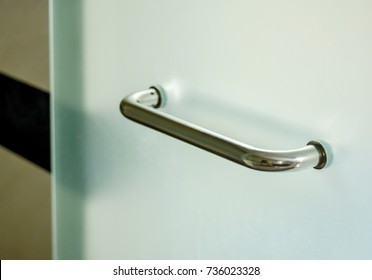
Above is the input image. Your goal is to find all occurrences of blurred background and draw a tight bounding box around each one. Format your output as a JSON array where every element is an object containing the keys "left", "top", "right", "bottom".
[{"left": 0, "top": 0, "right": 51, "bottom": 259}]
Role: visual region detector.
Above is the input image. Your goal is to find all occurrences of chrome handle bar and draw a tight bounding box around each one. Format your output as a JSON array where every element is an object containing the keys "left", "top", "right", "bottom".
[{"left": 120, "top": 86, "right": 328, "bottom": 172}]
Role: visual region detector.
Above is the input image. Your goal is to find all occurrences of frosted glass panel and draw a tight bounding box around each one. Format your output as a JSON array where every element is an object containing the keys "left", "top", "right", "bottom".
[
  {"left": 51, "top": 0, "right": 85, "bottom": 259},
  {"left": 52, "top": 0, "right": 372, "bottom": 259}
]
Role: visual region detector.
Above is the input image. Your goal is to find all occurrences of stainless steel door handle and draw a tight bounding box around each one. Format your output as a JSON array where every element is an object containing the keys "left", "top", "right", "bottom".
[{"left": 120, "top": 86, "right": 328, "bottom": 172}]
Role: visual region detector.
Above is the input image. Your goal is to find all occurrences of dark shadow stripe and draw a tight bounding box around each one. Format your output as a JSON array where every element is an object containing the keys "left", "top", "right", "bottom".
[{"left": 0, "top": 72, "right": 50, "bottom": 171}]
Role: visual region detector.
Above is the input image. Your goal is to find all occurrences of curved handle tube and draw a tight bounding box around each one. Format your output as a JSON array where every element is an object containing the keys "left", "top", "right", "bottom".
[{"left": 120, "top": 86, "right": 327, "bottom": 172}]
